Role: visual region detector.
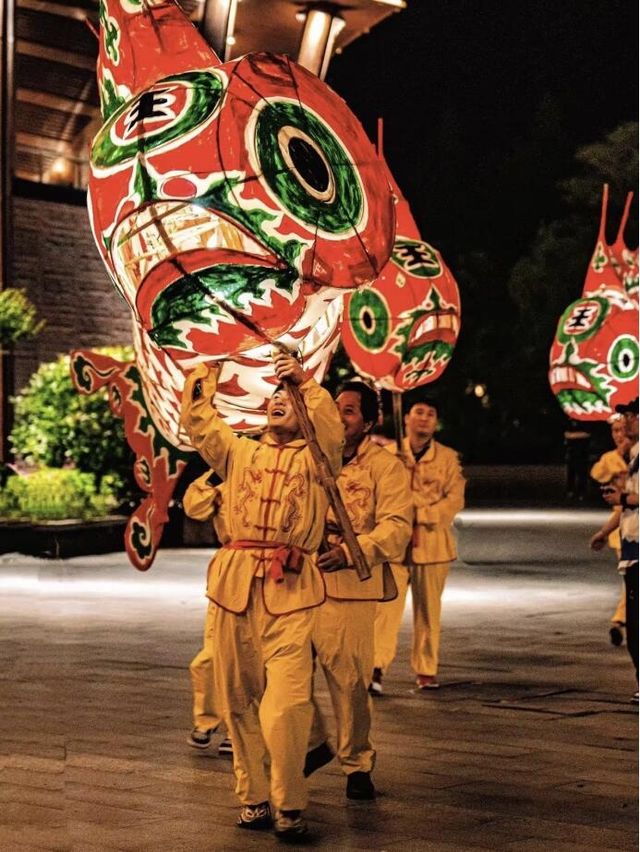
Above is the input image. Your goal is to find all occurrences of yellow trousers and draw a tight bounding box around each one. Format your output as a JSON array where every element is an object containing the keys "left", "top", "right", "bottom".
[
  {"left": 612, "top": 585, "right": 626, "bottom": 624},
  {"left": 210, "top": 581, "right": 314, "bottom": 811},
  {"left": 189, "top": 601, "right": 222, "bottom": 732},
  {"left": 411, "top": 562, "right": 450, "bottom": 676},
  {"left": 309, "top": 598, "right": 376, "bottom": 775},
  {"left": 374, "top": 564, "right": 410, "bottom": 673}
]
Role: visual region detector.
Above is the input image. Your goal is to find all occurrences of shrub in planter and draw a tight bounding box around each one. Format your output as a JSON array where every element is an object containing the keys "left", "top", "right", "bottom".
[
  {"left": 0, "top": 467, "right": 121, "bottom": 521},
  {"left": 0, "top": 288, "right": 45, "bottom": 347},
  {"left": 10, "top": 348, "right": 136, "bottom": 500}
]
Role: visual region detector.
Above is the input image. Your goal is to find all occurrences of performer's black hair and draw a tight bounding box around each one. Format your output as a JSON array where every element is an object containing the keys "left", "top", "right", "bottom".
[{"left": 337, "top": 381, "right": 380, "bottom": 426}]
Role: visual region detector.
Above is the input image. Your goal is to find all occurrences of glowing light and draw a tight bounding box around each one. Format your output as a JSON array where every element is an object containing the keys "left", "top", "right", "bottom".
[
  {"left": 456, "top": 509, "right": 607, "bottom": 526},
  {"left": 474, "top": 383, "right": 486, "bottom": 398}
]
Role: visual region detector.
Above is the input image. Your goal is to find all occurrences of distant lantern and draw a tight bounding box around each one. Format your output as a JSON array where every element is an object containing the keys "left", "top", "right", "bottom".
[{"left": 549, "top": 186, "right": 638, "bottom": 421}]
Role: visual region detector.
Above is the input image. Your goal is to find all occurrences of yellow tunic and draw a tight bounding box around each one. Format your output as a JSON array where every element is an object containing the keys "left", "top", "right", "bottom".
[
  {"left": 590, "top": 449, "right": 627, "bottom": 551},
  {"left": 590, "top": 449, "right": 628, "bottom": 484},
  {"left": 324, "top": 436, "right": 413, "bottom": 600},
  {"left": 181, "top": 367, "right": 344, "bottom": 615},
  {"left": 183, "top": 471, "right": 230, "bottom": 543},
  {"left": 393, "top": 436, "right": 465, "bottom": 564}
]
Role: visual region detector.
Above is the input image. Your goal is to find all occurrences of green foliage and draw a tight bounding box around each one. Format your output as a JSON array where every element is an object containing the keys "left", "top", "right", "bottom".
[
  {"left": 0, "top": 288, "right": 45, "bottom": 347},
  {"left": 0, "top": 467, "right": 121, "bottom": 521},
  {"left": 9, "top": 348, "right": 136, "bottom": 496}
]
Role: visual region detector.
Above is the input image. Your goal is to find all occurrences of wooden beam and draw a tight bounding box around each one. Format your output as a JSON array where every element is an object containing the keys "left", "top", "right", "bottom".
[
  {"left": 17, "top": 0, "right": 97, "bottom": 23},
  {"left": 17, "top": 86, "right": 97, "bottom": 116},
  {"left": 17, "top": 38, "right": 95, "bottom": 70},
  {"left": 1, "top": 0, "right": 16, "bottom": 462},
  {"left": 16, "top": 130, "right": 72, "bottom": 155}
]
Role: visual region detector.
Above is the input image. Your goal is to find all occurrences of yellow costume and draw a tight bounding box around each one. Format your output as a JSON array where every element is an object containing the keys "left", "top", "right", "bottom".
[
  {"left": 183, "top": 471, "right": 229, "bottom": 736},
  {"left": 590, "top": 449, "right": 627, "bottom": 623},
  {"left": 375, "top": 437, "right": 465, "bottom": 678},
  {"left": 309, "top": 437, "right": 413, "bottom": 774},
  {"left": 181, "top": 365, "right": 343, "bottom": 812}
]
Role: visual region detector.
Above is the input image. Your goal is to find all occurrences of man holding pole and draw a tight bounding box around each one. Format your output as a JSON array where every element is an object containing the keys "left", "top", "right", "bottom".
[
  {"left": 180, "top": 351, "right": 344, "bottom": 839},
  {"left": 307, "top": 381, "right": 413, "bottom": 799}
]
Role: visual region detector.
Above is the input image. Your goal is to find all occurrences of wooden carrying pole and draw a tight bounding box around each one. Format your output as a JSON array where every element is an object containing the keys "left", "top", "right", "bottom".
[
  {"left": 392, "top": 391, "right": 404, "bottom": 453},
  {"left": 146, "top": 204, "right": 371, "bottom": 580},
  {"left": 283, "top": 377, "right": 371, "bottom": 581}
]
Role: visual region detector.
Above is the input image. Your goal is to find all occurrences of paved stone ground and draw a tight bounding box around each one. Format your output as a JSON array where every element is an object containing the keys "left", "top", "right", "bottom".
[{"left": 0, "top": 511, "right": 637, "bottom": 851}]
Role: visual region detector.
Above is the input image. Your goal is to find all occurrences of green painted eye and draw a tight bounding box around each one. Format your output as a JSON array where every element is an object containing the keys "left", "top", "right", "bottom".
[
  {"left": 557, "top": 297, "right": 608, "bottom": 344},
  {"left": 254, "top": 101, "right": 363, "bottom": 233},
  {"left": 92, "top": 71, "right": 224, "bottom": 169},
  {"left": 609, "top": 335, "right": 639, "bottom": 380},
  {"left": 349, "top": 289, "right": 390, "bottom": 352}
]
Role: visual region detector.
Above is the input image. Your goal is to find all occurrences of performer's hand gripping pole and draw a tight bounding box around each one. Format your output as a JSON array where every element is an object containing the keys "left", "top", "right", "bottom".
[{"left": 281, "top": 368, "right": 371, "bottom": 582}]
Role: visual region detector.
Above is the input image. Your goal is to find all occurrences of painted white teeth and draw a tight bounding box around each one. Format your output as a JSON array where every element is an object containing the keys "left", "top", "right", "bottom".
[
  {"left": 112, "top": 202, "right": 271, "bottom": 303},
  {"left": 413, "top": 313, "right": 458, "bottom": 340}
]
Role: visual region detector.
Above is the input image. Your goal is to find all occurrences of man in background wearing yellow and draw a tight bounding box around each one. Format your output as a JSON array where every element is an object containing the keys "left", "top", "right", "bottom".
[
  {"left": 590, "top": 416, "right": 631, "bottom": 645},
  {"left": 372, "top": 396, "right": 465, "bottom": 692}
]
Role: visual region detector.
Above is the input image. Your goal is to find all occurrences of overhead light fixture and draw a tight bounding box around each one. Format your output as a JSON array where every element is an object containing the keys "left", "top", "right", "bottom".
[
  {"left": 201, "top": 0, "right": 239, "bottom": 60},
  {"left": 372, "top": 0, "right": 406, "bottom": 8},
  {"left": 297, "top": 5, "right": 346, "bottom": 80}
]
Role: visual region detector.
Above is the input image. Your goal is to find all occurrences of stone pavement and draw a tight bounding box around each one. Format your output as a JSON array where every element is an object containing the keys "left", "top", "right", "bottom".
[{"left": 0, "top": 511, "right": 637, "bottom": 851}]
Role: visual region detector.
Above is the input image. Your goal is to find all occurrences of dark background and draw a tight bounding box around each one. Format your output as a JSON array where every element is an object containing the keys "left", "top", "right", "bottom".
[{"left": 325, "top": 0, "right": 638, "bottom": 463}]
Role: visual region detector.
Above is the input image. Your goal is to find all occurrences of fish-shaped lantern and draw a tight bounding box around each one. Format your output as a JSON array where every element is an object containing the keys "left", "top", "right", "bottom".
[
  {"left": 548, "top": 186, "right": 638, "bottom": 421},
  {"left": 341, "top": 149, "right": 460, "bottom": 391},
  {"left": 71, "top": 0, "right": 395, "bottom": 569}
]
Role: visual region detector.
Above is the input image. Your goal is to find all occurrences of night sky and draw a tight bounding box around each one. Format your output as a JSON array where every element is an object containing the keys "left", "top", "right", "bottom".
[
  {"left": 326, "top": 0, "right": 637, "bottom": 462},
  {"left": 328, "top": 0, "right": 637, "bottom": 266}
]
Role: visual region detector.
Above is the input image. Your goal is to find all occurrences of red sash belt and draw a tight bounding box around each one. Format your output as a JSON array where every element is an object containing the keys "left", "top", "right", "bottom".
[{"left": 223, "top": 540, "right": 308, "bottom": 583}]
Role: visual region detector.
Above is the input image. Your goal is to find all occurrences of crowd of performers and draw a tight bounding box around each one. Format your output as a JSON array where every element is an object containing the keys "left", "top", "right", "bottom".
[{"left": 179, "top": 352, "right": 465, "bottom": 839}]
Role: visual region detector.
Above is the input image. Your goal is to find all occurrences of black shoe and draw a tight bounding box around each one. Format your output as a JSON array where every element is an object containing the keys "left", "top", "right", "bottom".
[
  {"left": 237, "top": 801, "right": 272, "bottom": 830},
  {"left": 304, "top": 741, "right": 335, "bottom": 777},
  {"left": 609, "top": 623, "right": 625, "bottom": 646},
  {"left": 187, "top": 727, "right": 217, "bottom": 749},
  {"left": 368, "top": 667, "right": 383, "bottom": 696},
  {"left": 346, "top": 771, "right": 376, "bottom": 800}
]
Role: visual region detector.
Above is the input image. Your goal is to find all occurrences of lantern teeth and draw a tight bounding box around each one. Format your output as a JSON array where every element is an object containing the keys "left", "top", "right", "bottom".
[
  {"left": 549, "top": 366, "right": 592, "bottom": 390},
  {"left": 407, "top": 310, "right": 460, "bottom": 348},
  {"left": 111, "top": 202, "right": 276, "bottom": 305}
]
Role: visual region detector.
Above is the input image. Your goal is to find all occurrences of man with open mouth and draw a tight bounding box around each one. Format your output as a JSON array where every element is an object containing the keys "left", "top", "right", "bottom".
[{"left": 180, "top": 351, "right": 344, "bottom": 839}]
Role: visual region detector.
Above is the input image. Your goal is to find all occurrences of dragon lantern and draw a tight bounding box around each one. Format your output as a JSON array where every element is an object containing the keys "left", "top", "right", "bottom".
[
  {"left": 549, "top": 186, "right": 638, "bottom": 421},
  {"left": 341, "top": 138, "right": 461, "bottom": 392}
]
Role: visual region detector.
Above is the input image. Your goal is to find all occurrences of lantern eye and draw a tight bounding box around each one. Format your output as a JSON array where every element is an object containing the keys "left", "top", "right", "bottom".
[
  {"left": 557, "top": 297, "right": 608, "bottom": 344},
  {"left": 348, "top": 288, "right": 390, "bottom": 352},
  {"left": 278, "top": 127, "right": 334, "bottom": 202},
  {"left": 253, "top": 100, "right": 363, "bottom": 233},
  {"left": 91, "top": 71, "right": 225, "bottom": 171},
  {"left": 609, "top": 335, "right": 639, "bottom": 381}
]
